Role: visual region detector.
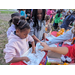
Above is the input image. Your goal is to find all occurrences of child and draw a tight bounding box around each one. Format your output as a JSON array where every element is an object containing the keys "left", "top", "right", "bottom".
[
  {"left": 54, "top": 10, "right": 63, "bottom": 30},
  {"left": 20, "top": 9, "right": 27, "bottom": 18},
  {"left": 45, "top": 15, "right": 52, "bottom": 35},
  {"left": 7, "top": 12, "right": 20, "bottom": 38},
  {"left": 25, "top": 9, "right": 31, "bottom": 23},
  {"left": 31, "top": 9, "right": 46, "bottom": 42},
  {"left": 4, "top": 20, "right": 35, "bottom": 63}
]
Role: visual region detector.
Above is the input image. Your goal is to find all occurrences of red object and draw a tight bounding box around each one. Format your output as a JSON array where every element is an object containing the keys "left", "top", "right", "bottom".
[
  {"left": 10, "top": 31, "right": 74, "bottom": 65},
  {"left": 46, "top": 38, "right": 49, "bottom": 41},
  {"left": 51, "top": 31, "right": 57, "bottom": 37},
  {"left": 60, "top": 17, "right": 62, "bottom": 19},
  {"left": 65, "top": 44, "right": 75, "bottom": 58}
]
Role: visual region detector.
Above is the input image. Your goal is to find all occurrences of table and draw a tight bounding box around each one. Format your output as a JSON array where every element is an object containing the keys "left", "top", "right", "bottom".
[
  {"left": 10, "top": 52, "right": 47, "bottom": 65},
  {"left": 10, "top": 31, "right": 74, "bottom": 65}
]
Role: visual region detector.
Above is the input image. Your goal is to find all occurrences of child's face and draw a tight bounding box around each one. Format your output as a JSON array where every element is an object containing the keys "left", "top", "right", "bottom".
[
  {"left": 16, "top": 29, "right": 30, "bottom": 39},
  {"left": 46, "top": 19, "right": 50, "bottom": 25},
  {"left": 37, "top": 9, "right": 43, "bottom": 20}
]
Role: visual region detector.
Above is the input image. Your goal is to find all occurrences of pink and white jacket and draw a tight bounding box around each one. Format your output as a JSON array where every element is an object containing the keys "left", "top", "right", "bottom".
[
  {"left": 4, "top": 32, "right": 34, "bottom": 63},
  {"left": 7, "top": 24, "right": 16, "bottom": 38}
]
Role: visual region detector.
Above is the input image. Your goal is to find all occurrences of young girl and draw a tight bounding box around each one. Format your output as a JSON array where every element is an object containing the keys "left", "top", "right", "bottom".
[
  {"left": 54, "top": 10, "right": 63, "bottom": 29},
  {"left": 4, "top": 20, "right": 35, "bottom": 63},
  {"left": 31, "top": 9, "right": 46, "bottom": 42},
  {"left": 7, "top": 12, "right": 20, "bottom": 38},
  {"left": 45, "top": 15, "right": 52, "bottom": 35}
]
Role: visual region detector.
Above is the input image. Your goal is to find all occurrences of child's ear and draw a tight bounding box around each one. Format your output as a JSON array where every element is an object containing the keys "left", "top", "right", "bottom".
[{"left": 16, "top": 29, "right": 20, "bottom": 33}]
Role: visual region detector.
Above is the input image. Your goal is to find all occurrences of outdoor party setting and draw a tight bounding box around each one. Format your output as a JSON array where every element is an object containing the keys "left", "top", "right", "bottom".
[{"left": 0, "top": 9, "right": 75, "bottom": 65}]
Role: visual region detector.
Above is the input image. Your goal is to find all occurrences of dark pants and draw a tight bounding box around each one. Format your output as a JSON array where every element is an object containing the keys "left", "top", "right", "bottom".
[{"left": 54, "top": 23, "right": 58, "bottom": 29}]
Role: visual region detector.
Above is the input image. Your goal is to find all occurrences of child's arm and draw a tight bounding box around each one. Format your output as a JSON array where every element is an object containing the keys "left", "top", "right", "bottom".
[
  {"left": 40, "top": 42, "right": 68, "bottom": 55},
  {"left": 69, "top": 25, "right": 72, "bottom": 28},
  {"left": 31, "top": 41, "right": 35, "bottom": 53},
  {"left": 32, "top": 35, "right": 41, "bottom": 42},
  {"left": 43, "top": 33, "right": 46, "bottom": 42},
  {"left": 9, "top": 57, "right": 30, "bottom": 63},
  {"left": 49, "top": 30, "right": 52, "bottom": 35}
]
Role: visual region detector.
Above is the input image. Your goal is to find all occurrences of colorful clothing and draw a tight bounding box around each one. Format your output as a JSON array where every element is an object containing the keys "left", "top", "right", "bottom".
[
  {"left": 48, "top": 27, "right": 74, "bottom": 45},
  {"left": 54, "top": 13, "right": 62, "bottom": 23},
  {"left": 47, "top": 9, "right": 53, "bottom": 18},
  {"left": 60, "top": 15, "right": 75, "bottom": 30},
  {"left": 20, "top": 11, "right": 27, "bottom": 18},
  {"left": 66, "top": 44, "right": 75, "bottom": 58},
  {"left": 4, "top": 32, "right": 34, "bottom": 63},
  {"left": 45, "top": 23, "right": 51, "bottom": 33}
]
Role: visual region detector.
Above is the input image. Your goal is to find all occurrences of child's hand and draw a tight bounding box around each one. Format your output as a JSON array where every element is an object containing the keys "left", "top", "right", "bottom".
[
  {"left": 39, "top": 42, "right": 50, "bottom": 51},
  {"left": 23, "top": 57, "right": 30, "bottom": 62},
  {"left": 32, "top": 50, "right": 36, "bottom": 53}
]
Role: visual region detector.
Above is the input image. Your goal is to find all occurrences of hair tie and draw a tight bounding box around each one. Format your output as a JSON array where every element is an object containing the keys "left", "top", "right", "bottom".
[
  {"left": 20, "top": 21, "right": 27, "bottom": 28},
  {"left": 17, "top": 20, "right": 21, "bottom": 25}
]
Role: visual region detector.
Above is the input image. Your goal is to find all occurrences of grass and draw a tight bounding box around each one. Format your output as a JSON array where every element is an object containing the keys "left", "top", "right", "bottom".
[
  {"left": 0, "top": 19, "right": 9, "bottom": 65},
  {"left": 0, "top": 10, "right": 16, "bottom": 65},
  {"left": 0, "top": 11, "right": 16, "bottom": 14},
  {"left": 0, "top": 9, "right": 17, "bottom": 14}
]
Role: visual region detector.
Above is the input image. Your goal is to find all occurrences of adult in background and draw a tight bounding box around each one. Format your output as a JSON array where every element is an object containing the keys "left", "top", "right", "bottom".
[{"left": 60, "top": 11, "right": 75, "bottom": 30}]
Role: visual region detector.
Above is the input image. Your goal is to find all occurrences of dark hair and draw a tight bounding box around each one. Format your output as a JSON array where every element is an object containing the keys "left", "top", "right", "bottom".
[
  {"left": 32, "top": 9, "right": 45, "bottom": 30},
  {"left": 12, "top": 16, "right": 20, "bottom": 25},
  {"left": 13, "top": 18, "right": 30, "bottom": 31},
  {"left": 20, "top": 16, "right": 25, "bottom": 20},
  {"left": 57, "top": 10, "right": 61, "bottom": 17},
  {"left": 9, "top": 12, "right": 20, "bottom": 26},
  {"left": 45, "top": 15, "right": 50, "bottom": 22}
]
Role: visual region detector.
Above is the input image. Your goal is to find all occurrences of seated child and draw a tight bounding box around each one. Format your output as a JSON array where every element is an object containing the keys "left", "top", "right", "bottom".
[
  {"left": 4, "top": 19, "right": 35, "bottom": 63},
  {"left": 45, "top": 15, "right": 52, "bottom": 35}
]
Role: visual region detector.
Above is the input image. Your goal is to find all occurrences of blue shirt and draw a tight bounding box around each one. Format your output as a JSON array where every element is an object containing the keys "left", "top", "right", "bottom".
[
  {"left": 20, "top": 11, "right": 27, "bottom": 18},
  {"left": 60, "top": 15, "right": 75, "bottom": 30},
  {"left": 47, "top": 27, "right": 74, "bottom": 45}
]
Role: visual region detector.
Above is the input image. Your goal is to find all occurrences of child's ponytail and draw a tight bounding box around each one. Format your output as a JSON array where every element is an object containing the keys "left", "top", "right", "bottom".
[
  {"left": 8, "top": 19, "right": 12, "bottom": 26},
  {"left": 14, "top": 19, "right": 30, "bottom": 31},
  {"left": 12, "top": 16, "right": 20, "bottom": 28},
  {"left": 8, "top": 12, "right": 20, "bottom": 26}
]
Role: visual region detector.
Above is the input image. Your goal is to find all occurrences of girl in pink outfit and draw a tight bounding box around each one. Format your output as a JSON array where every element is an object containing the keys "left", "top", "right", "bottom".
[
  {"left": 47, "top": 9, "right": 53, "bottom": 18},
  {"left": 4, "top": 19, "right": 35, "bottom": 63},
  {"left": 47, "top": 9, "right": 55, "bottom": 23}
]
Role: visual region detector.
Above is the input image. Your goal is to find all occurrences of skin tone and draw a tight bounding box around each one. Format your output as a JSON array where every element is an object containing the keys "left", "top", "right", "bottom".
[
  {"left": 39, "top": 42, "right": 69, "bottom": 55},
  {"left": 37, "top": 9, "right": 46, "bottom": 41},
  {"left": 39, "top": 41, "right": 75, "bottom": 65},
  {"left": 32, "top": 9, "right": 46, "bottom": 42},
  {"left": 46, "top": 19, "right": 52, "bottom": 35},
  {"left": 9, "top": 28, "right": 35, "bottom": 63}
]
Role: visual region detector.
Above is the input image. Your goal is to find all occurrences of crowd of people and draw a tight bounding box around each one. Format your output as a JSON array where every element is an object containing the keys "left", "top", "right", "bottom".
[{"left": 3, "top": 9, "right": 75, "bottom": 64}]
